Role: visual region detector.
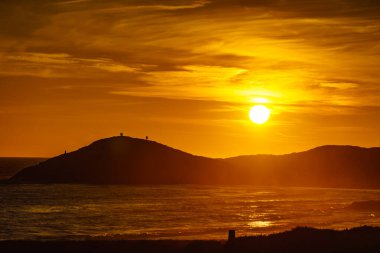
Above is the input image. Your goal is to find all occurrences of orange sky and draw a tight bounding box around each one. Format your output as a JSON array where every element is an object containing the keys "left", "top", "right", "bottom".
[{"left": 1, "top": 0, "right": 380, "bottom": 158}]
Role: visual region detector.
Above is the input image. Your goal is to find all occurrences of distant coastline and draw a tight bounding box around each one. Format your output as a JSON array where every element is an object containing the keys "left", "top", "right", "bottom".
[
  {"left": 3, "top": 136, "right": 380, "bottom": 189},
  {"left": 0, "top": 157, "right": 47, "bottom": 180}
]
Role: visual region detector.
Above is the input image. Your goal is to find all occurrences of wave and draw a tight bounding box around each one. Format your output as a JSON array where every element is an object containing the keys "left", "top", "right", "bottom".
[{"left": 347, "top": 200, "right": 380, "bottom": 211}]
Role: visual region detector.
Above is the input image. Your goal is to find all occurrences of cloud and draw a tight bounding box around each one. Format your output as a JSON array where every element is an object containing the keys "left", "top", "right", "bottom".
[
  {"left": 319, "top": 82, "right": 358, "bottom": 90},
  {"left": 1, "top": 0, "right": 380, "bottom": 125},
  {"left": 0, "top": 52, "right": 140, "bottom": 79},
  {"left": 203, "top": 0, "right": 380, "bottom": 19},
  {"left": 2, "top": 0, "right": 380, "bottom": 157}
]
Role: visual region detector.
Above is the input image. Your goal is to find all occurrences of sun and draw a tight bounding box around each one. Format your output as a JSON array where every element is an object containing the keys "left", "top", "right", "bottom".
[{"left": 249, "top": 105, "right": 270, "bottom": 124}]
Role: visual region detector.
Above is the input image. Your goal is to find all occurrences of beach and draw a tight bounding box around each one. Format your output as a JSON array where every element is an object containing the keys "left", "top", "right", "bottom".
[{"left": 1, "top": 226, "right": 380, "bottom": 253}]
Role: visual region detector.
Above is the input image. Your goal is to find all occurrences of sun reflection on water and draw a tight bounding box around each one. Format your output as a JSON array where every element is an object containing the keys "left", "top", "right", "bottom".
[{"left": 248, "top": 220, "right": 272, "bottom": 228}]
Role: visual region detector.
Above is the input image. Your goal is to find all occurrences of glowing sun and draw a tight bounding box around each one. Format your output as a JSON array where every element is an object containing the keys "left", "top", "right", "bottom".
[{"left": 249, "top": 105, "right": 270, "bottom": 124}]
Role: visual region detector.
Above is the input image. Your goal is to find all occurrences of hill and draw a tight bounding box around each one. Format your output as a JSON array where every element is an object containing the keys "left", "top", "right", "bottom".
[
  {"left": 9, "top": 136, "right": 232, "bottom": 184},
  {"left": 8, "top": 137, "right": 380, "bottom": 188},
  {"left": 224, "top": 145, "right": 380, "bottom": 188}
]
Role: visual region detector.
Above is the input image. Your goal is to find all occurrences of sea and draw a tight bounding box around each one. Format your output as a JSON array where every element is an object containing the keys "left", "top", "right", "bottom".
[{"left": 1, "top": 184, "right": 380, "bottom": 240}]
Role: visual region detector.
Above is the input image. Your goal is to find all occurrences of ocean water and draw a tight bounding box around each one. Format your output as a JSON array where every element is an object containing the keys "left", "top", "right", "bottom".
[{"left": 1, "top": 184, "right": 380, "bottom": 240}]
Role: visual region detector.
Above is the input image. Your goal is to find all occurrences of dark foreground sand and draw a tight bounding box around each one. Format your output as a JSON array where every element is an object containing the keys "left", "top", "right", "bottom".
[{"left": 1, "top": 226, "right": 380, "bottom": 253}]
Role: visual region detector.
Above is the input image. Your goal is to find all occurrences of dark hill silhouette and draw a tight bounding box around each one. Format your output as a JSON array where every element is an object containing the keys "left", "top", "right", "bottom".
[
  {"left": 224, "top": 145, "right": 380, "bottom": 188},
  {"left": 8, "top": 137, "right": 380, "bottom": 188},
  {"left": 9, "top": 136, "right": 232, "bottom": 184}
]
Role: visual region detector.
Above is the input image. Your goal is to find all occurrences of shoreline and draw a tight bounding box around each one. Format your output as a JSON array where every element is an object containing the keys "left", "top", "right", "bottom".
[{"left": 1, "top": 226, "right": 380, "bottom": 253}]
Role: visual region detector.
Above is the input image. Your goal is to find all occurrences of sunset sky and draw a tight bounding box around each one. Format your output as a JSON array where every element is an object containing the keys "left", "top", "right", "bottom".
[{"left": 1, "top": 0, "right": 380, "bottom": 158}]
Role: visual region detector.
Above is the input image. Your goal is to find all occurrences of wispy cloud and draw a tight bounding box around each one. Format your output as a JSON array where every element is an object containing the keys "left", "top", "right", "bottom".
[{"left": 2, "top": 0, "right": 380, "bottom": 108}]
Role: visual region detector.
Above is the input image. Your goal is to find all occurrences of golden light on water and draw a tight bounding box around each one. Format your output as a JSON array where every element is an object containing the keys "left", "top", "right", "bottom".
[
  {"left": 249, "top": 105, "right": 271, "bottom": 124},
  {"left": 248, "top": 220, "right": 272, "bottom": 228}
]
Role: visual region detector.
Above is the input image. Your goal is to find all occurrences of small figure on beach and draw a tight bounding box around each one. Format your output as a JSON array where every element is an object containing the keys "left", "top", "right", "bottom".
[{"left": 228, "top": 230, "right": 235, "bottom": 242}]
